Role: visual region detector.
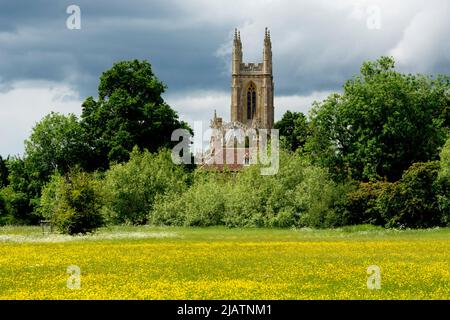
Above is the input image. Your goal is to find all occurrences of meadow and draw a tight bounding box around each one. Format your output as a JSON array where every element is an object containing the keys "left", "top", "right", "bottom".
[{"left": 0, "top": 225, "right": 449, "bottom": 300}]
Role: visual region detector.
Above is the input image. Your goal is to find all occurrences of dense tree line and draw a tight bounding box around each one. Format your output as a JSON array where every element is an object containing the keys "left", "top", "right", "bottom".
[
  {"left": 0, "top": 56, "right": 449, "bottom": 233},
  {"left": 0, "top": 60, "right": 189, "bottom": 228}
]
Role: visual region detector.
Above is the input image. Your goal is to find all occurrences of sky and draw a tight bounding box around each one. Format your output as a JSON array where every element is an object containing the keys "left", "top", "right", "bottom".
[{"left": 0, "top": 0, "right": 449, "bottom": 157}]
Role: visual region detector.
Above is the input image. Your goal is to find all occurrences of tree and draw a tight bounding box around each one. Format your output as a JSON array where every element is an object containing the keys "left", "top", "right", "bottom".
[
  {"left": 439, "top": 134, "right": 450, "bottom": 179},
  {"left": 2, "top": 157, "right": 38, "bottom": 224},
  {"left": 48, "top": 169, "right": 104, "bottom": 235},
  {"left": 0, "top": 156, "right": 8, "bottom": 188},
  {"left": 307, "top": 56, "right": 449, "bottom": 182},
  {"left": 3, "top": 110, "right": 87, "bottom": 224},
  {"left": 274, "top": 111, "right": 309, "bottom": 152},
  {"left": 437, "top": 135, "right": 450, "bottom": 219},
  {"left": 25, "top": 112, "right": 90, "bottom": 183},
  {"left": 378, "top": 161, "right": 446, "bottom": 228},
  {"left": 81, "top": 59, "right": 191, "bottom": 169},
  {"left": 103, "top": 147, "right": 188, "bottom": 225}
]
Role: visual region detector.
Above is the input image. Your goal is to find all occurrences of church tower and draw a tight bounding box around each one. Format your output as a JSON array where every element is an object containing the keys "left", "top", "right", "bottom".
[{"left": 230, "top": 28, "right": 274, "bottom": 129}]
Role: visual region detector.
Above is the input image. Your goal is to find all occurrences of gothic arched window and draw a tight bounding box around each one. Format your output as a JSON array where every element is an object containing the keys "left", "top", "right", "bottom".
[{"left": 247, "top": 83, "right": 256, "bottom": 120}]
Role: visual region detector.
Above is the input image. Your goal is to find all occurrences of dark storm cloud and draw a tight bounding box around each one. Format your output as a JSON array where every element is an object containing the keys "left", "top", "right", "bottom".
[
  {"left": 0, "top": 0, "right": 449, "bottom": 103},
  {"left": 0, "top": 0, "right": 230, "bottom": 98}
]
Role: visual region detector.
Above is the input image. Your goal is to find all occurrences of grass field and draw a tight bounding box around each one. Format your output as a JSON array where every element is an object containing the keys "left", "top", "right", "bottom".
[{"left": 0, "top": 225, "right": 449, "bottom": 300}]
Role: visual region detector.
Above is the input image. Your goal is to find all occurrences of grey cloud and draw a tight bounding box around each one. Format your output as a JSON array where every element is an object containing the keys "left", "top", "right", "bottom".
[{"left": 1, "top": 0, "right": 449, "bottom": 100}]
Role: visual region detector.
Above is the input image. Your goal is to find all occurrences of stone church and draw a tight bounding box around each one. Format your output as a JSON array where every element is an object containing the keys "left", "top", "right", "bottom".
[{"left": 202, "top": 28, "right": 274, "bottom": 170}]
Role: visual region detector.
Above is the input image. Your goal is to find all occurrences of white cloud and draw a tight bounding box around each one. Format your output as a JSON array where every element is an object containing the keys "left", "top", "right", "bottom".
[
  {"left": 275, "top": 91, "right": 332, "bottom": 118},
  {"left": 0, "top": 81, "right": 82, "bottom": 157},
  {"left": 389, "top": 1, "right": 450, "bottom": 72}
]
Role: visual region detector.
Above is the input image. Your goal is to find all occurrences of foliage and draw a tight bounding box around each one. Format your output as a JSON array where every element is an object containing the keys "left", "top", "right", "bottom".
[
  {"left": 1, "top": 158, "right": 39, "bottom": 224},
  {"left": 25, "top": 112, "right": 90, "bottom": 179},
  {"left": 335, "top": 181, "right": 390, "bottom": 226},
  {"left": 437, "top": 136, "right": 450, "bottom": 216},
  {"left": 0, "top": 190, "right": 8, "bottom": 224},
  {"left": 307, "top": 56, "right": 450, "bottom": 182},
  {"left": 0, "top": 156, "right": 8, "bottom": 188},
  {"left": 377, "top": 161, "right": 446, "bottom": 228},
  {"left": 38, "top": 172, "right": 63, "bottom": 220},
  {"left": 80, "top": 60, "right": 191, "bottom": 168},
  {"left": 48, "top": 169, "right": 104, "bottom": 235},
  {"left": 274, "top": 111, "right": 309, "bottom": 152},
  {"left": 0, "top": 113, "right": 90, "bottom": 224},
  {"left": 0, "top": 186, "right": 35, "bottom": 224},
  {"left": 150, "top": 150, "right": 343, "bottom": 228},
  {"left": 151, "top": 178, "right": 226, "bottom": 227},
  {"left": 438, "top": 135, "right": 450, "bottom": 179},
  {"left": 103, "top": 147, "right": 189, "bottom": 225}
]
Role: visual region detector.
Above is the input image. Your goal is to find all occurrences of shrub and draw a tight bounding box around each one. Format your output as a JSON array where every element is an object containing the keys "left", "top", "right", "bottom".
[
  {"left": 336, "top": 181, "right": 390, "bottom": 226},
  {"left": 223, "top": 164, "right": 274, "bottom": 227},
  {"left": 0, "top": 190, "right": 9, "bottom": 225},
  {"left": 378, "top": 161, "right": 445, "bottom": 228},
  {"left": 150, "top": 149, "right": 344, "bottom": 228},
  {"left": 103, "top": 147, "right": 188, "bottom": 225},
  {"left": 0, "top": 186, "right": 35, "bottom": 224},
  {"left": 150, "top": 172, "right": 226, "bottom": 226},
  {"left": 44, "top": 169, "right": 104, "bottom": 235},
  {"left": 437, "top": 136, "right": 450, "bottom": 220},
  {"left": 293, "top": 165, "right": 343, "bottom": 228}
]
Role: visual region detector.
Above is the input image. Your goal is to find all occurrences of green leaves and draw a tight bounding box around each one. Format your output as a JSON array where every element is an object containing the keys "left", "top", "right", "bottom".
[
  {"left": 49, "top": 169, "right": 104, "bottom": 235},
  {"left": 25, "top": 112, "right": 89, "bottom": 178},
  {"left": 81, "top": 59, "right": 190, "bottom": 167},
  {"left": 308, "top": 56, "right": 450, "bottom": 182},
  {"left": 274, "top": 110, "right": 309, "bottom": 152},
  {"left": 103, "top": 148, "right": 189, "bottom": 225},
  {"left": 150, "top": 150, "right": 342, "bottom": 228}
]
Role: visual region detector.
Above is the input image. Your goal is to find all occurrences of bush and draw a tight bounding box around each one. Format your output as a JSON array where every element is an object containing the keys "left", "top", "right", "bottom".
[
  {"left": 293, "top": 165, "right": 344, "bottom": 228},
  {"left": 0, "top": 186, "right": 35, "bottom": 224},
  {"left": 378, "top": 161, "right": 446, "bottom": 228},
  {"left": 0, "top": 190, "right": 9, "bottom": 225},
  {"left": 223, "top": 164, "right": 274, "bottom": 227},
  {"left": 42, "top": 169, "right": 104, "bottom": 235},
  {"left": 38, "top": 172, "right": 63, "bottom": 220},
  {"left": 150, "top": 149, "right": 344, "bottom": 228},
  {"left": 336, "top": 181, "right": 390, "bottom": 226},
  {"left": 103, "top": 147, "right": 189, "bottom": 225},
  {"left": 437, "top": 136, "right": 450, "bottom": 219},
  {"left": 150, "top": 172, "right": 226, "bottom": 226}
]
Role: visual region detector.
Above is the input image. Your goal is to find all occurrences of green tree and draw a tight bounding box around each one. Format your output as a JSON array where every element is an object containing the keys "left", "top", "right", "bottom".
[
  {"left": 274, "top": 111, "right": 309, "bottom": 151},
  {"left": 8, "top": 112, "right": 91, "bottom": 222},
  {"left": 25, "top": 112, "right": 90, "bottom": 184},
  {"left": 437, "top": 135, "right": 450, "bottom": 218},
  {"left": 49, "top": 169, "right": 104, "bottom": 235},
  {"left": 2, "top": 157, "right": 38, "bottom": 224},
  {"left": 378, "top": 161, "right": 446, "bottom": 228},
  {"left": 439, "top": 135, "right": 450, "bottom": 179},
  {"left": 0, "top": 190, "right": 6, "bottom": 224},
  {"left": 103, "top": 147, "right": 189, "bottom": 225},
  {"left": 150, "top": 150, "right": 343, "bottom": 228},
  {"left": 0, "top": 156, "right": 8, "bottom": 188},
  {"left": 81, "top": 59, "right": 190, "bottom": 169},
  {"left": 307, "top": 56, "right": 449, "bottom": 181}
]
